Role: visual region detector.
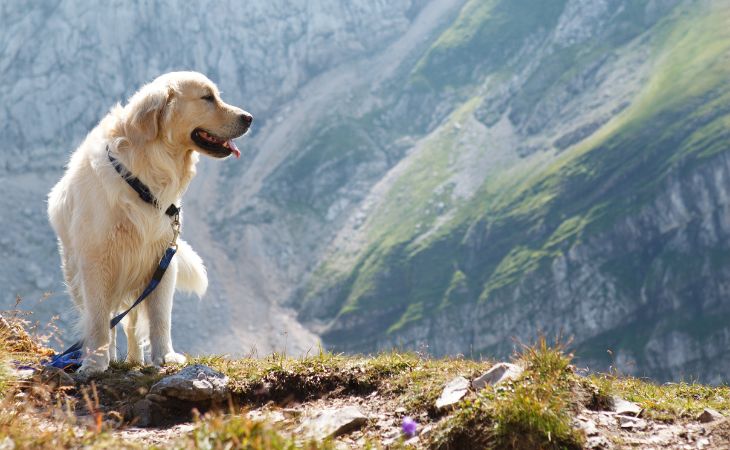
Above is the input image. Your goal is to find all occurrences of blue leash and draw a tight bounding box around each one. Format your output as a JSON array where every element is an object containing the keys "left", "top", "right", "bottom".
[{"left": 46, "top": 246, "right": 178, "bottom": 371}]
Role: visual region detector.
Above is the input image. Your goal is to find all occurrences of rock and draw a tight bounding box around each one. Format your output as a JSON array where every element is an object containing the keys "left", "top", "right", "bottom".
[
  {"left": 585, "top": 435, "right": 612, "bottom": 449},
  {"left": 471, "top": 363, "right": 523, "bottom": 390},
  {"left": 282, "top": 408, "right": 302, "bottom": 418},
  {"left": 573, "top": 415, "right": 599, "bottom": 436},
  {"left": 132, "top": 399, "right": 153, "bottom": 427},
  {"left": 618, "top": 415, "right": 647, "bottom": 430},
  {"left": 612, "top": 396, "right": 642, "bottom": 417},
  {"left": 145, "top": 393, "right": 167, "bottom": 403},
  {"left": 38, "top": 366, "right": 75, "bottom": 389},
  {"left": 149, "top": 364, "right": 229, "bottom": 402},
  {"left": 435, "top": 376, "right": 469, "bottom": 410},
  {"left": 299, "top": 406, "right": 368, "bottom": 439},
  {"left": 698, "top": 408, "right": 724, "bottom": 423}
]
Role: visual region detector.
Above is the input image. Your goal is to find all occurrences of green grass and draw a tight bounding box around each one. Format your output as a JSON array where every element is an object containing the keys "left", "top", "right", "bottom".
[
  {"left": 182, "top": 413, "right": 333, "bottom": 450},
  {"left": 592, "top": 375, "right": 730, "bottom": 422}
]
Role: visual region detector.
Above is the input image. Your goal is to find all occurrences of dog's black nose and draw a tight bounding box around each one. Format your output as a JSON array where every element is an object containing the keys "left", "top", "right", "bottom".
[{"left": 239, "top": 113, "right": 253, "bottom": 126}]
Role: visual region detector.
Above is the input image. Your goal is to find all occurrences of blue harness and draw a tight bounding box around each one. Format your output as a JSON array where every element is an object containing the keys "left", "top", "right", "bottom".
[{"left": 46, "top": 148, "right": 181, "bottom": 371}]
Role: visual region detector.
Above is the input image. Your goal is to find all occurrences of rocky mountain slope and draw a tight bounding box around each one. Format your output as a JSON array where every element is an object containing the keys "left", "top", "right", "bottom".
[
  {"left": 296, "top": 0, "right": 730, "bottom": 382},
  {"left": 2, "top": 0, "right": 729, "bottom": 383}
]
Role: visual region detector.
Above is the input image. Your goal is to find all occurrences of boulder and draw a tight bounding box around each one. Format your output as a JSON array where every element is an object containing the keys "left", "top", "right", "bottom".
[{"left": 149, "top": 364, "right": 229, "bottom": 402}]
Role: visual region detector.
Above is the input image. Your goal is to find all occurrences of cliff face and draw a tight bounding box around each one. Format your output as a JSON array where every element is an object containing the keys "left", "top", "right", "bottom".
[{"left": 2, "top": 0, "right": 729, "bottom": 381}]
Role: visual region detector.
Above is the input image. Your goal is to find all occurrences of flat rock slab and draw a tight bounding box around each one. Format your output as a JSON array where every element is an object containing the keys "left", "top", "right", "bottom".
[
  {"left": 612, "top": 396, "right": 642, "bottom": 417},
  {"left": 471, "top": 363, "right": 523, "bottom": 390},
  {"left": 299, "top": 406, "right": 367, "bottom": 440},
  {"left": 149, "top": 364, "right": 229, "bottom": 402},
  {"left": 436, "top": 376, "right": 469, "bottom": 410}
]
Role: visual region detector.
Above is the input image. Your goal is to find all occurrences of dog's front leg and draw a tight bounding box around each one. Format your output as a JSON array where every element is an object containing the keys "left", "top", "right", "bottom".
[
  {"left": 78, "top": 269, "right": 113, "bottom": 374},
  {"left": 145, "top": 260, "right": 186, "bottom": 366},
  {"left": 123, "top": 309, "right": 145, "bottom": 365},
  {"left": 109, "top": 324, "right": 117, "bottom": 362}
]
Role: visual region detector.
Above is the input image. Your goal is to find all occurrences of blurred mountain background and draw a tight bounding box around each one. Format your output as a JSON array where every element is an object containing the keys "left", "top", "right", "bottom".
[{"left": 1, "top": 0, "right": 729, "bottom": 383}]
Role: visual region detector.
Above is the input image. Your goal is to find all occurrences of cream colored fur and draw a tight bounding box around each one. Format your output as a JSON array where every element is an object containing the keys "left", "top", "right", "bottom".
[{"left": 48, "top": 72, "right": 250, "bottom": 374}]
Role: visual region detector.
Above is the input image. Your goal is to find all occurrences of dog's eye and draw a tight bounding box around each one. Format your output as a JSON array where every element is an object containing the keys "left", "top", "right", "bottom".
[{"left": 201, "top": 94, "right": 215, "bottom": 102}]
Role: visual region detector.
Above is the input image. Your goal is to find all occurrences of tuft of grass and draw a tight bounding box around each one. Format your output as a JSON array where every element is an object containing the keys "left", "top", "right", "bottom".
[{"left": 430, "top": 337, "right": 584, "bottom": 450}]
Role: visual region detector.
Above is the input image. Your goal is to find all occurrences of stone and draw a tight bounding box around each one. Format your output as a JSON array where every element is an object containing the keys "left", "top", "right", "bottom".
[
  {"left": 612, "top": 396, "right": 642, "bottom": 417},
  {"left": 132, "top": 399, "right": 153, "bottom": 427},
  {"left": 299, "top": 406, "right": 368, "bottom": 440},
  {"left": 573, "top": 415, "right": 599, "bottom": 436},
  {"left": 145, "top": 393, "right": 167, "bottom": 403},
  {"left": 38, "top": 366, "right": 75, "bottom": 389},
  {"left": 435, "top": 376, "right": 469, "bottom": 410},
  {"left": 698, "top": 408, "right": 724, "bottom": 423},
  {"left": 471, "top": 363, "right": 523, "bottom": 390},
  {"left": 149, "top": 364, "right": 229, "bottom": 402},
  {"left": 618, "top": 415, "right": 647, "bottom": 430}
]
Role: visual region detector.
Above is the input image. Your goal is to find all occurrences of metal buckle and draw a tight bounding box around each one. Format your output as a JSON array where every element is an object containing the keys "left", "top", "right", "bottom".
[{"left": 169, "top": 212, "right": 181, "bottom": 248}]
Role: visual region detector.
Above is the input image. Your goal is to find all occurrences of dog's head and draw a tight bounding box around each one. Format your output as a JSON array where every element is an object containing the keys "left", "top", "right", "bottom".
[{"left": 123, "top": 71, "right": 252, "bottom": 158}]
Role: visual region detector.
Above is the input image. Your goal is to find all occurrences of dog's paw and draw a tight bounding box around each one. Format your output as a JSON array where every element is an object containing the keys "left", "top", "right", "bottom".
[
  {"left": 78, "top": 358, "right": 108, "bottom": 376},
  {"left": 153, "top": 352, "right": 187, "bottom": 366}
]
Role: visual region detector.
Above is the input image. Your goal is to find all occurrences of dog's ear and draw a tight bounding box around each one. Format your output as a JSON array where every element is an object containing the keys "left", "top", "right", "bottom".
[{"left": 124, "top": 83, "right": 172, "bottom": 145}]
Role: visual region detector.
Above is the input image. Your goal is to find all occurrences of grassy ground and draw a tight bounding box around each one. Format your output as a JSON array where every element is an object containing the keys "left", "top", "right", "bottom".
[{"left": 1, "top": 317, "right": 730, "bottom": 449}]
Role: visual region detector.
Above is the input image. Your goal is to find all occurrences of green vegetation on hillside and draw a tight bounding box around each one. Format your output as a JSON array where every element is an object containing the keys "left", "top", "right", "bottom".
[
  {"left": 413, "top": 0, "right": 567, "bottom": 88},
  {"left": 308, "top": 0, "right": 730, "bottom": 374}
]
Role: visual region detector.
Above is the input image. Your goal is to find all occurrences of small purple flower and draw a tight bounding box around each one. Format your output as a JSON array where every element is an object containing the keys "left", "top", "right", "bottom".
[{"left": 402, "top": 416, "right": 418, "bottom": 437}]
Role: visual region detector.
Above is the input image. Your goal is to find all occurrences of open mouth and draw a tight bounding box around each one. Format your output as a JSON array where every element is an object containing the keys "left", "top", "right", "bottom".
[{"left": 191, "top": 129, "right": 241, "bottom": 158}]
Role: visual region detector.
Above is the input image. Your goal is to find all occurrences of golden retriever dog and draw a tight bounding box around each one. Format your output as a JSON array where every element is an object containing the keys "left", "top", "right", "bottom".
[{"left": 48, "top": 72, "right": 252, "bottom": 374}]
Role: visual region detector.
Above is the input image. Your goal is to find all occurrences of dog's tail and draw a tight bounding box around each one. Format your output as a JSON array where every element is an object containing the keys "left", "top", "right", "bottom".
[{"left": 175, "top": 239, "right": 208, "bottom": 297}]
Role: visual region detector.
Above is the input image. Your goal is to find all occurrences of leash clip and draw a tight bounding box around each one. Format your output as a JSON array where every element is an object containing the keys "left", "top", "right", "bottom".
[{"left": 169, "top": 212, "right": 181, "bottom": 248}]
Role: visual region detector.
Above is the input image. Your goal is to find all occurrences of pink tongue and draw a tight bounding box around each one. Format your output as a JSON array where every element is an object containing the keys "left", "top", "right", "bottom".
[{"left": 227, "top": 140, "right": 241, "bottom": 158}]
